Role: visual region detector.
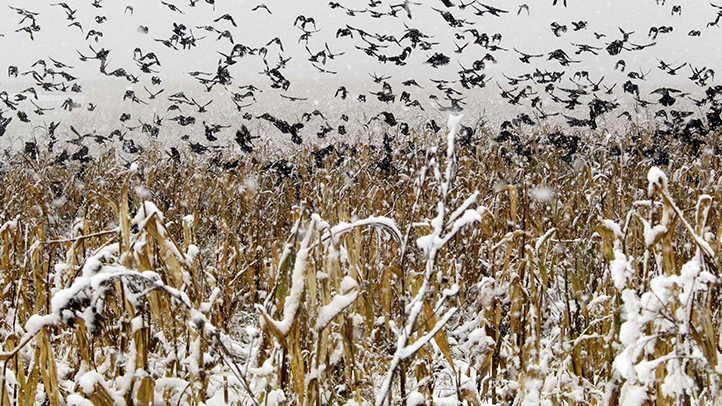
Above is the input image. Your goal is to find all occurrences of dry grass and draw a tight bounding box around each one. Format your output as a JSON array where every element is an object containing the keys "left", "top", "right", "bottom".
[{"left": 1, "top": 121, "right": 722, "bottom": 406}]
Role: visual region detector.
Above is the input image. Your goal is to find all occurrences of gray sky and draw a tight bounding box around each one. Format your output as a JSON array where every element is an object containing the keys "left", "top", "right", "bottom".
[
  {"left": 1, "top": 0, "right": 721, "bottom": 151},
  {"left": 2, "top": 0, "right": 719, "bottom": 83}
]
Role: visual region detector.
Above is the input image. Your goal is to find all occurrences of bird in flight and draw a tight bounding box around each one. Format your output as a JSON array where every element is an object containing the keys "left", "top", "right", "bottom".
[
  {"left": 252, "top": 4, "right": 272, "bottom": 14},
  {"left": 161, "top": 1, "right": 184, "bottom": 14}
]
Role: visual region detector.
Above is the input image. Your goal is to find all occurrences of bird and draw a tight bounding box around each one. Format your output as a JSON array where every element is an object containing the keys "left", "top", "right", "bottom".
[
  {"left": 161, "top": 1, "right": 184, "bottom": 13},
  {"left": 252, "top": 4, "right": 272, "bottom": 13},
  {"left": 514, "top": 48, "right": 544, "bottom": 64},
  {"left": 280, "top": 94, "right": 308, "bottom": 102},
  {"left": 424, "top": 52, "right": 451, "bottom": 68},
  {"left": 472, "top": 3, "right": 508, "bottom": 17},
  {"left": 144, "top": 86, "right": 165, "bottom": 99},
  {"left": 214, "top": 14, "right": 237, "bottom": 27},
  {"left": 51, "top": 2, "right": 78, "bottom": 20},
  {"left": 551, "top": 22, "right": 567, "bottom": 37}
]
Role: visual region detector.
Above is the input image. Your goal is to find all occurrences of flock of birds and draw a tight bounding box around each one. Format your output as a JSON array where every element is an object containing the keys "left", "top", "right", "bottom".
[{"left": 1, "top": 0, "right": 722, "bottom": 169}]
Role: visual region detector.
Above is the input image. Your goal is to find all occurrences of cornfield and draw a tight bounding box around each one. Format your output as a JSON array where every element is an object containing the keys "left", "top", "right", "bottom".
[{"left": 2, "top": 116, "right": 722, "bottom": 406}]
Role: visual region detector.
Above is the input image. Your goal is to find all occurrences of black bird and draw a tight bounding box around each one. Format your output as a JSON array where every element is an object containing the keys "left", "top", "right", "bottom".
[
  {"left": 652, "top": 87, "right": 682, "bottom": 106},
  {"left": 49, "top": 57, "right": 74, "bottom": 69},
  {"left": 51, "top": 2, "right": 77, "bottom": 20},
  {"left": 257, "top": 113, "right": 304, "bottom": 144},
  {"left": 235, "top": 125, "right": 259, "bottom": 152},
  {"left": 252, "top": 4, "right": 272, "bottom": 13},
  {"left": 370, "top": 72, "right": 392, "bottom": 83},
  {"left": 203, "top": 121, "right": 230, "bottom": 141},
  {"left": 657, "top": 59, "right": 687, "bottom": 75},
  {"left": 161, "top": 1, "right": 184, "bottom": 13},
  {"left": 708, "top": 4, "right": 722, "bottom": 26},
  {"left": 191, "top": 97, "right": 213, "bottom": 112},
  {"left": 472, "top": 3, "right": 508, "bottom": 17},
  {"left": 311, "top": 63, "right": 337, "bottom": 74},
  {"left": 432, "top": 8, "right": 472, "bottom": 27},
  {"left": 0, "top": 115, "right": 11, "bottom": 137},
  {"left": 370, "top": 82, "right": 396, "bottom": 103},
  {"left": 548, "top": 49, "right": 579, "bottom": 66},
  {"left": 402, "top": 79, "right": 423, "bottom": 87},
  {"left": 551, "top": 22, "right": 567, "bottom": 37},
  {"left": 281, "top": 94, "right": 308, "bottom": 102},
  {"left": 572, "top": 21, "right": 587, "bottom": 30},
  {"left": 266, "top": 37, "right": 284, "bottom": 52},
  {"left": 424, "top": 52, "right": 451, "bottom": 68},
  {"left": 294, "top": 15, "right": 317, "bottom": 31},
  {"left": 214, "top": 14, "right": 237, "bottom": 26},
  {"left": 144, "top": 86, "right": 164, "bottom": 99},
  {"left": 514, "top": 48, "right": 544, "bottom": 63},
  {"left": 453, "top": 41, "right": 469, "bottom": 54},
  {"left": 189, "top": 142, "right": 209, "bottom": 154},
  {"left": 572, "top": 43, "right": 602, "bottom": 55},
  {"left": 86, "top": 30, "right": 103, "bottom": 42}
]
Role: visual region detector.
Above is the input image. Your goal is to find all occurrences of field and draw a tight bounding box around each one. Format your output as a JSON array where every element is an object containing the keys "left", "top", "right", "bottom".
[{"left": 2, "top": 117, "right": 722, "bottom": 406}]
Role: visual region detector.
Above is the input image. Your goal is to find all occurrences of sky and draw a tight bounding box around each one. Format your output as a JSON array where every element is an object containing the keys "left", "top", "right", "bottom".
[
  {"left": 1, "top": 0, "right": 721, "bottom": 151},
  {"left": 1, "top": 0, "right": 718, "bottom": 80}
]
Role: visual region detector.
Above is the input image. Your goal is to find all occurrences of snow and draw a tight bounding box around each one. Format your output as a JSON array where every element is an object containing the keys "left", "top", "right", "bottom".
[
  {"left": 618, "top": 289, "right": 643, "bottom": 348},
  {"left": 601, "top": 219, "right": 623, "bottom": 239},
  {"left": 407, "top": 391, "right": 426, "bottom": 406},
  {"left": 339, "top": 275, "right": 358, "bottom": 293},
  {"left": 446, "top": 114, "right": 463, "bottom": 159},
  {"left": 67, "top": 394, "right": 95, "bottom": 406},
  {"left": 186, "top": 244, "right": 199, "bottom": 261},
  {"left": 619, "top": 384, "right": 649, "bottom": 406},
  {"left": 609, "top": 249, "right": 632, "bottom": 291},
  {"left": 644, "top": 224, "right": 667, "bottom": 247},
  {"left": 325, "top": 216, "right": 403, "bottom": 245},
  {"left": 131, "top": 201, "right": 164, "bottom": 230},
  {"left": 647, "top": 166, "right": 668, "bottom": 195},
  {"left": 24, "top": 314, "right": 60, "bottom": 337},
  {"left": 247, "top": 358, "right": 274, "bottom": 376},
  {"left": 0, "top": 215, "right": 19, "bottom": 234},
  {"left": 315, "top": 289, "right": 358, "bottom": 331},
  {"left": 587, "top": 294, "right": 610, "bottom": 310},
  {"left": 266, "top": 389, "right": 286, "bottom": 406},
  {"left": 530, "top": 187, "right": 555, "bottom": 202}
]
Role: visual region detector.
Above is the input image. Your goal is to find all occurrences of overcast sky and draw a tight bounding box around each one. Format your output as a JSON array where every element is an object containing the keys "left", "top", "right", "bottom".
[
  {"left": 2, "top": 0, "right": 720, "bottom": 84},
  {"left": 1, "top": 0, "right": 721, "bottom": 151}
]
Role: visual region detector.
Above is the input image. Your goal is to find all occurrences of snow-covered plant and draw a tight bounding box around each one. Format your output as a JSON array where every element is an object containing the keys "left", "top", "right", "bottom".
[
  {"left": 375, "top": 114, "right": 483, "bottom": 406},
  {"left": 610, "top": 167, "right": 722, "bottom": 406},
  {"left": 3, "top": 120, "right": 722, "bottom": 406},
  {"left": 0, "top": 178, "right": 260, "bottom": 406}
]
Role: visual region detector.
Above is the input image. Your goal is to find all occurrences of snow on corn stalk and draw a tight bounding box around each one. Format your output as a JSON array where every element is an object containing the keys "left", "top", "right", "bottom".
[
  {"left": 256, "top": 208, "right": 403, "bottom": 406},
  {"left": 0, "top": 199, "right": 259, "bottom": 406},
  {"left": 610, "top": 166, "right": 722, "bottom": 405},
  {"left": 375, "top": 114, "right": 482, "bottom": 406}
]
